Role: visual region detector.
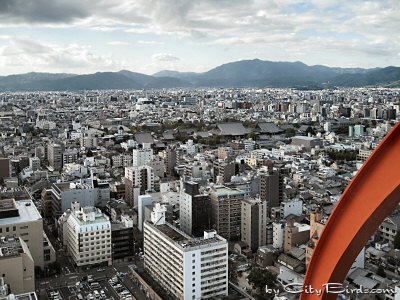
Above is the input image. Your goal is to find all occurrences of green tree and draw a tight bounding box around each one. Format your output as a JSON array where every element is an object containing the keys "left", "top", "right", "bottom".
[
  {"left": 285, "top": 128, "right": 296, "bottom": 138},
  {"left": 248, "top": 268, "right": 276, "bottom": 292},
  {"left": 247, "top": 131, "right": 257, "bottom": 140}
]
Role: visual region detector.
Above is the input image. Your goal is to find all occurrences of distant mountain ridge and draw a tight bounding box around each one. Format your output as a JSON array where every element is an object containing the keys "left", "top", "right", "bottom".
[{"left": 0, "top": 59, "right": 399, "bottom": 91}]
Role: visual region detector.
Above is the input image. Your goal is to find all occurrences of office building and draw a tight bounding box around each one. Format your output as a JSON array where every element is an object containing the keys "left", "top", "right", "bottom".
[
  {"left": 180, "top": 181, "right": 211, "bottom": 237},
  {"left": 144, "top": 204, "right": 228, "bottom": 299},
  {"left": 64, "top": 204, "right": 112, "bottom": 268},
  {"left": 0, "top": 199, "right": 54, "bottom": 269},
  {"left": 41, "top": 182, "right": 96, "bottom": 221},
  {"left": 111, "top": 215, "right": 135, "bottom": 262}
]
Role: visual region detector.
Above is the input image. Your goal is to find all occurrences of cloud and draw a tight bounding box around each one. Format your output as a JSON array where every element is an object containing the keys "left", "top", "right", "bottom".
[
  {"left": 0, "top": 37, "right": 126, "bottom": 73},
  {"left": 0, "top": 0, "right": 90, "bottom": 24},
  {"left": 107, "top": 41, "right": 130, "bottom": 46},
  {"left": 137, "top": 40, "right": 163, "bottom": 45},
  {"left": 152, "top": 53, "right": 180, "bottom": 62},
  {"left": 0, "top": 0, "right": 399, "bottom": 68}
]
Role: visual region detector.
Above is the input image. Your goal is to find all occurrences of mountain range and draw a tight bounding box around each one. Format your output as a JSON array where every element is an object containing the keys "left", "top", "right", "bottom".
[{"left": 0, "top": 59, "right": 399, "bottom": 92}]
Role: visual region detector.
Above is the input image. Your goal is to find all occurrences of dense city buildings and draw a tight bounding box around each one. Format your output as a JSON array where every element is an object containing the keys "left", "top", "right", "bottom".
[{"left": 1, "top": 87, "right": 400, "bottom": 299}]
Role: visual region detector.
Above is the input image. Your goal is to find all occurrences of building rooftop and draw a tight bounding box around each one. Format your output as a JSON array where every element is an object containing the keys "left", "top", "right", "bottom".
[
  {"left": 147, "top": 222, "right": 226, "bottom": 251},
  {"left": 0, "top": 199, "right": 41, "bottom": 225},
  {"left": 210, "top": 186, "right": 245, "bottom": 197},
  {"left": 0, "top": 236, "right": 24, "bottom": 259}
]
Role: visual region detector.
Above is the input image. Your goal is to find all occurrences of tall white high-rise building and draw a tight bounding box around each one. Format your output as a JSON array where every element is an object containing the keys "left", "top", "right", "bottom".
[{"left": 143, "top": 204, "right": 228, "bottom": 299}]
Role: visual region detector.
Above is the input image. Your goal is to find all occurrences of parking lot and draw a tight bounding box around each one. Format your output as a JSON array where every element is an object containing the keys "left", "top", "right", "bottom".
[{"left": 43, "top": 273, "right": 133, "bottom": 300}]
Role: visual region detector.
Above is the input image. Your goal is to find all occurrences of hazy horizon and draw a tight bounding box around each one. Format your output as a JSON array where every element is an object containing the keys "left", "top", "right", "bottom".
[{"left": 0, "top": 0, "right": 399, "bottom": 75}]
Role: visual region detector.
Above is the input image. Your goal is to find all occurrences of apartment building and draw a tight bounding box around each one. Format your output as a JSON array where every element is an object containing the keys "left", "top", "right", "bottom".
[
  {"left": 132, "top": 147, "right": 153, "bottom": 167},
  {"left": 241, "top": 198, "right": 267, "bottom": 252},
  {"left": 143, "top": 204, "right": 228, "bottom": 299},
  {"left": 47, "top": 142, "right": 63, "bottom": 171},
  {"left": 209, "top": 186, "right": 244, "bottom": 241},
  {"left": 64, "top": 204, "right": 112, "bottom": 268},
  {"left": 259, "top": 169, "right": 283, "bottom": 213},
  {"left": 125, "top": 166, "right": 154, "bottom": 207}
]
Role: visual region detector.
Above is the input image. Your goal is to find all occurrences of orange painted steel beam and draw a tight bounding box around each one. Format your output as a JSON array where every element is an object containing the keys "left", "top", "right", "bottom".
[{"left": 301, "top": 122, "right": 400, "bottom": 300}]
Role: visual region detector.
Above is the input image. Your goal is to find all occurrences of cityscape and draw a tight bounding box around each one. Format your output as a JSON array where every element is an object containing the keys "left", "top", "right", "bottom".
[{"left": 1, "top": 1, "right": 400, "bottom": 300}]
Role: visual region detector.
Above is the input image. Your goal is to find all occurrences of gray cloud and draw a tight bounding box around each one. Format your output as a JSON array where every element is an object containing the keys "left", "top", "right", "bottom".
[{"left": 0, "top": 0, "right": 90, "bottom": 24}]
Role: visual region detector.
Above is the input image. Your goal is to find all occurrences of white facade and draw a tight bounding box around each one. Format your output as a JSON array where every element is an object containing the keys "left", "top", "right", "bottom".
[
  {"left": 29, "top": 157, "right": 40, "bottom": 172},
  {"left": 112, "top": 154, "right": 133, "bottom": 168},
  {"left": 280, "top": 199, "right": 303, "bottom": 218},
  {"left": 64, "top": 205, "right": 112, "bottom": 267},
  {"left": 144, "top": 207, "right": 228, "bottom": 300},
  {"left": 138, "top": 195, "right": 153, "bottom": 232},
  {"left": 273, "top": 221, "right": 285, "bottom": 249},
  {"left": 132, "top": 148, "right": 153, "bottom": 167}
]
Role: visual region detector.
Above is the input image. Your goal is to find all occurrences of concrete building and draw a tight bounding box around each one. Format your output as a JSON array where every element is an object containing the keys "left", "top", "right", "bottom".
[
  {"left": 132, "top": 147, "right": 153, "bottom": 167},
  {"left": 259, "top": 169, "right": 283, "bottom": 213},
  {"left": 159, "top": 147, "right": 176, "bottom": 177},
  {"left": 280, "top": 199, "right": 303, "bottom": 219},
  {"left": 0, "top": 236, "right": 35, "bottom": 294},
  {"left": 284, "top": 218, "right": 310, "bottom": 253},
  {"left": 47, "top": 142, "right": 63, "bottom": 171},
  {"left": 180, "top": 181, "right": 211, "bottom": 237},
  {"left": 62, "top": 149, "right": 78, "bottom": 165},
  {"left": 143, "top": 204, "right": 228, "bottom": 299},
  {"left": 137, "top": 195, "right": 153, "bottom": 232},
  {"left": 291, "top": 136, "right": 323, "bottom": 150},
  {"left": 64, "top": 204, "right": 112, "bottom": 268},
  {"left": 273, "top": 221, "right": 285, "bottom": 249},
  {"left": 0, "top": 199, "right": 54, "bottom": 269},
  {"left": 125, "top": 166, "right": 155, "bottom": 207},
  {"left": 111, "top": 219, "right": 135, "bottom": 262},
  {"left": 112, "top": 154, "right": 132, "bottom": 168},
  {"left": 209, "top": 186, "right": 244, "bottom": 241},
  {"left": 213, "top": 161, "right": 236, "bottom": 184},
  {"left": 41, "top": 182, "right": 97, "bottom": 221},
  {"left": 379, "top": 215, "right": 400, "bottom": 243},
  {"left": 241, "top": 198, "right": 267, "bottom": 252},
  {"left": 0, "top": 158, "right": 11, "bottom": 184},
  {"left": 28, "top": 157, "right": 40, "bottom": 172}
]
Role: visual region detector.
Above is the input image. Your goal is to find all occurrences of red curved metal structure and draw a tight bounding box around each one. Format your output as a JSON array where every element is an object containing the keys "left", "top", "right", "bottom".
[{"left": 301, "top": 122, "right": 400, "bottom": 300}]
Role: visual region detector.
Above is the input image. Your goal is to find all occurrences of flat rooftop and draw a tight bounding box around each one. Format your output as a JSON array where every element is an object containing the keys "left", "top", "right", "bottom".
[
  {"left": 0, "top": 199, "right": 41, "bottom": 225},
  {"left": 210, "top": 186, "right": 244, "bottom": 197},
  {"left": 148, "top": 222, "right": 226, "bottom": 250},
  {"left": 0, "top": 236, "right": 24, "bottom": 258}
]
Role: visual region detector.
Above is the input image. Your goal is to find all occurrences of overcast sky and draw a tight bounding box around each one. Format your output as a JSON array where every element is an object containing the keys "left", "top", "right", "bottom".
[{"left": 0, "top": 0, "right": 399, "bottom": 75}]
